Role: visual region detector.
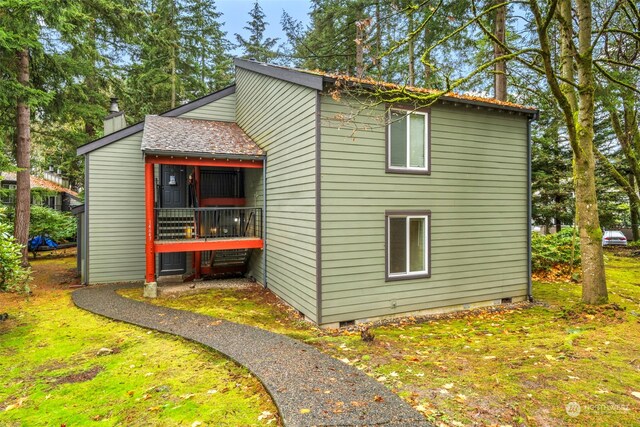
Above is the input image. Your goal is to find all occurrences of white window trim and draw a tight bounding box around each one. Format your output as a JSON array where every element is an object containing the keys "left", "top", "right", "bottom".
[
  {"left": 386, "top": 212, "right": 430, "bottom": 281},
  {"left": 387, "top": 109, "right": 430, "bottom": 172}
]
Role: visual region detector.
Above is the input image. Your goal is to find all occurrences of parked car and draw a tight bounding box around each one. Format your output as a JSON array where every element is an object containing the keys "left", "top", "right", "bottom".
[{"left": 602, "top": 230, "right": 627, "bottom": 247}]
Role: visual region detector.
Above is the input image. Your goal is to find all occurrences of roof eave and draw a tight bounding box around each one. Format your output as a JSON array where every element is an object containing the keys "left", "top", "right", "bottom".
[
  {"left": 320, "top": 76, "right": 539, "bottom": 118},
  {"left": 142, "top": 149, "right": 265, "bottom": 161},
  {"left": 77, "top": 85, "right": 237, "bottom": 156},
  {"left": 234, "top": 58, "right": 324, "bottom": 90}
]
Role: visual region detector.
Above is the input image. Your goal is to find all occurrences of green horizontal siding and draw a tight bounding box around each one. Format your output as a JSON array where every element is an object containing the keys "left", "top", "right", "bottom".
[
  {"left": 244, "top": 168, "right": 264, "bottom": 281},
  {"left": 87, "top": 93, "right": 236, "bottom": 284},
  {"left": 236, "top": 67, "right": 318, "bottom": 322},
  {"left": 88, "top": 132, "right": 145, "bottom": 283},
  {"left": 320, "top": 94, "right": 529, "bottom": 324},
  {"left": 179, "top": 93, "right": 236, "bottom": 121}
]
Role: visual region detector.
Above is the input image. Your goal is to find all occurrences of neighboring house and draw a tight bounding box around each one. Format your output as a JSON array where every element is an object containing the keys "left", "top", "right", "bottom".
[
  {"left": 1, "top": 171, "right": 81, "bottom": 212},
  {"left": 77, "top": 59, "right": 538, "bottom": 328}
]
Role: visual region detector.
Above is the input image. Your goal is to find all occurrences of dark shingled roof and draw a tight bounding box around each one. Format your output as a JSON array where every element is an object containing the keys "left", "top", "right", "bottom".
[{"left": 141, "top": 115, "right": 264, "bottom": 157}]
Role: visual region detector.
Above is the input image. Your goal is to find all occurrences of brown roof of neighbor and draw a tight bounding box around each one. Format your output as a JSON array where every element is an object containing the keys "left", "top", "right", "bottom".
[
  {"left": 141, "top": 116, "right": 264, "bottom": 157},
  {"left": 1, "top": 172, "right": 79, "bottom": 197}
]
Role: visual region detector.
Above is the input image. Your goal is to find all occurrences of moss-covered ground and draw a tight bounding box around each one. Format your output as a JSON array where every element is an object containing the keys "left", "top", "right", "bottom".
[
  {"left": 0, "top": 256, "right": 279, "bottom": 426},
  {"left": 121, "top": 252, "right": 640, "bottom": 426}
]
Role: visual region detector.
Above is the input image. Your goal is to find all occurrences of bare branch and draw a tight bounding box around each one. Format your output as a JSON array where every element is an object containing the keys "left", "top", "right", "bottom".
[
  {"left": 591, "top": 0, "right": 625, "bottom": 50},
  {"left": 599, "top": 28, "right": 640, "bottom": 42},
  {"left": 596, "top": 57, "right": 640, "bottom": 72},
  {"left": 594, "top": 61, "right": 640, "bottom": 94},
  {"left": 594, "top": 148, "right": 640, "bottom": 205}
]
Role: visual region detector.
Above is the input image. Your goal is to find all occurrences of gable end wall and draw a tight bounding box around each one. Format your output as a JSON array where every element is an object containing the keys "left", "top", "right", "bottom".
[
  {"left": 87, "top": 94, "right": 236, "bottom": 284},
  {"left": 319, "top": 94, "right": 529, "bottom": 324}
]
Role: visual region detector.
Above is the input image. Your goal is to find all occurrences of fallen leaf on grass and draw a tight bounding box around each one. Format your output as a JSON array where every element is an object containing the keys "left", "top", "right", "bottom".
[
  {"left": 374, "top": 395, "right": 384, "bottom": 402},
  {"left": 258, "top": 411, "right": 273, "bottom": 420},
  {"left": 443, "top": 383, "right": 454, "bottom": 389},
  {"left": 191, "top": 422, "right": 202, "bottom": 427}
]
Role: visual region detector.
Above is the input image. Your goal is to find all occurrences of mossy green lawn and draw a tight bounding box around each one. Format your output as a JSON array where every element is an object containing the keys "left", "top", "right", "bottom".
[
  {"left": 0, "top": 256, "right": 279, "bottom": 427},
  {"left": 122, "top": 253, "right": 640, "bottom": 426}
]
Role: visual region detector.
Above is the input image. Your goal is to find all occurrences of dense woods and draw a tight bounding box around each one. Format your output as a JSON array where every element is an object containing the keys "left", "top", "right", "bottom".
[{"left": 1, "top": 0, "right": 638, "bottom": 303}]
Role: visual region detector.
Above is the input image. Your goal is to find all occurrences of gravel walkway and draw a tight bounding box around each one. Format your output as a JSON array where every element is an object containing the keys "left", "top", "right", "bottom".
[{"left": 72, "top": 283, "right": 431, "bottom": 427}]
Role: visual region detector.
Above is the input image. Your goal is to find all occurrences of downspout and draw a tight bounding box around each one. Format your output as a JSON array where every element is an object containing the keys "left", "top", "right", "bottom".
[
  {"left": 526, "top": 116, "right": 533, "bottom": 302},
  {"left": 262, "top": 157, "right": 267, "bottom": 289}
]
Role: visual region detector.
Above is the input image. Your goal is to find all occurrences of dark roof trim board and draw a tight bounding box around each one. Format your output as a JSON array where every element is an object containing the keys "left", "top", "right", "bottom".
[
  {"left": 71, "top": 204, "right": 85, "bottom": 215},
  {"left": 144, "top": 150, "right": 265, "bottom": 161},
  {"left": 436, "top": 97, "right": 539, "bottom": 118},
  {"left": 77, "top": 85, "right": 237, "bottom": 156},
  {"left": 234, "top": 58, "right": 324, "bottom": 90}
]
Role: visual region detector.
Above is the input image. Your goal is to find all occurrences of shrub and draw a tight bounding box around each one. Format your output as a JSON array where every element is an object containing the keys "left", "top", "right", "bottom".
[
  {"left": 531, "top": 228, "right": 581, "bottom": 272},
  {"left": 29, "top": 205, "right": 76, "bottom": 242},
  {"left": 0, "top": 207, "right": 31, "bottom": 293}
]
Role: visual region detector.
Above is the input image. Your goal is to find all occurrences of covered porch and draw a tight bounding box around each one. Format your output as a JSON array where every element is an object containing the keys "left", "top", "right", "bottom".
[{"left": 142, "top": 116, "right": 265, "bottom": 296}]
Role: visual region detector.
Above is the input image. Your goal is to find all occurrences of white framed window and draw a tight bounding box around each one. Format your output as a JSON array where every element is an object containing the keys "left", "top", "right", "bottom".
[
  {"left": 386, "top": 211, "right": 430, "bottom": 281},
  {"left": 387, "top": 109, "right": 430, "bottom": 173}
]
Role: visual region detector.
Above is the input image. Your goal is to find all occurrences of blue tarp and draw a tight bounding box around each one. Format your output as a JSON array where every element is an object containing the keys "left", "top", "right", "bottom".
[{"left": 28, "top": 235, "right": 58, "bottom": 251}]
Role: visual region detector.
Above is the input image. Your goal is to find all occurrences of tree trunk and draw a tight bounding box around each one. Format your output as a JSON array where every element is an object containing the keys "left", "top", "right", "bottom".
[
  {"left": 554, "top": 196, "right": 562, "bottom": 232},
  {"left": 574, "top": 0, "right": 607, "bottom": 304},
  {"left": 171, "top": 45, "right": 176, "bottom": 109},
  {"left": 375, "top": 1, "right": 382, "bottom": 77},
  {"left": 15, "top": 48, "right": 31, "bottom": 266},
  {"left": 630, "top": 174, "right": 639, "bottom": 241},
  {"left": 355, "top": 20, "right": 365, "bottom": 78},
  {"left": 408, "top": 11, "right": 415, "bottom": 86},
  {"left": 493, "top": 1, "right": 507, "bottom": 100}
]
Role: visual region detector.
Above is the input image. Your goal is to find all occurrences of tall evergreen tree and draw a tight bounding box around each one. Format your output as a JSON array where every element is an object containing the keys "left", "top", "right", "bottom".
[
  {"left": 0, "top": 0, "right": 141, "bottom": 263},
  {"left": 124, "top": 0, "right": 231, "bottom": 122},
  {"left": 180, "top": 0, "right": 232, "bottom": 96},
  {"left": 235, "top": 1, "right": 278, "bottom": 62}
]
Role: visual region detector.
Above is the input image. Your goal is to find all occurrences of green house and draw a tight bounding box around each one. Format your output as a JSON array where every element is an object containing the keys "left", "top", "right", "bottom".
[{"left": 77, "top": 59, "right": 537, "bottom": 328}]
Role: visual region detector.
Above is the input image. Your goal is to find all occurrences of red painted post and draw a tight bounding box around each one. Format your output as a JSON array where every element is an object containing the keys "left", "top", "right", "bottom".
[
  {"left": 145, "top": 161, "right": 156, "bottom": 283},
  {"left": 194, "top": 166, "right": 201, "bottom": 279}
]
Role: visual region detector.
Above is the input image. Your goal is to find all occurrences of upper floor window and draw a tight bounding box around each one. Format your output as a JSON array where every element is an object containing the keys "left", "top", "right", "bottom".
[{"left": 387, "top": 109, "right": 430, "bottom": 174}]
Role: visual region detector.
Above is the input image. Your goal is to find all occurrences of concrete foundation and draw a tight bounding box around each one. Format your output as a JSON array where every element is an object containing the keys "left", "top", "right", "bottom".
[{"left": 143, "top": 281, "right": 157, "bottom": 298}]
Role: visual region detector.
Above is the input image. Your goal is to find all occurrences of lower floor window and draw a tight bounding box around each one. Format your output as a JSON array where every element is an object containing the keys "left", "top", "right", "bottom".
[{"left": 386, "top": 211, "right": 430, "bottom": 280}]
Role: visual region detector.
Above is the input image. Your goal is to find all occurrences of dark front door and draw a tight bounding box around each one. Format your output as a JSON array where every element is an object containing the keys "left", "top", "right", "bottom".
[{"left": 159, "top": 165, "right": 187, "bottom": 276}]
